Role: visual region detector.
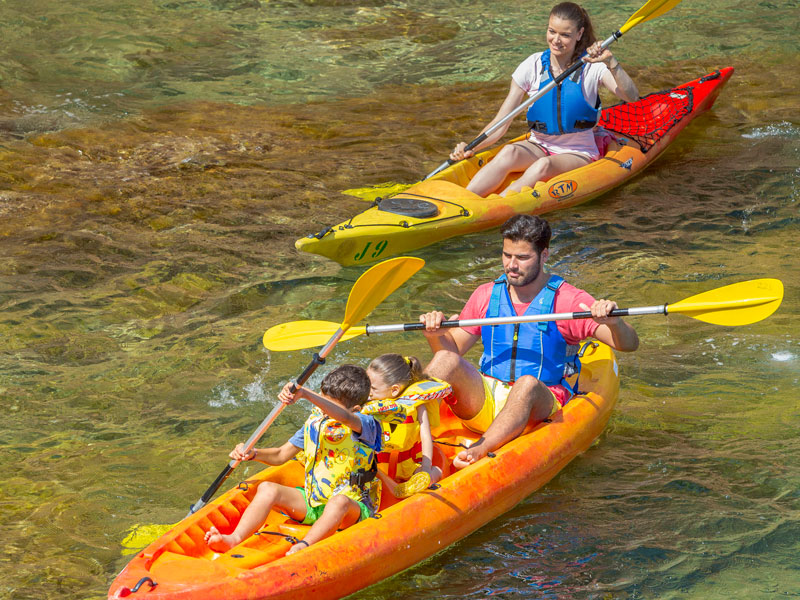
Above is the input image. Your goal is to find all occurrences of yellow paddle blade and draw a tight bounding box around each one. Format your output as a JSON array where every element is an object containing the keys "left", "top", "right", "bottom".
[
  {"left": 343, "top": 256, "right": 424, "bottom": 329},
  {"left": 619, "top": 0, "right": 684, "bottom": 34},
  {"left": 342, "top": 182, "right": 414, "bottom": 202},
  {"left": 121, "top": 522, "right": 176, "bottom": 555},
  {"left": 263, "top": 320, "right": 367, "bottom": 351},
  {"left": 668, "top": 278, "right": 784, "bottom": 326}
]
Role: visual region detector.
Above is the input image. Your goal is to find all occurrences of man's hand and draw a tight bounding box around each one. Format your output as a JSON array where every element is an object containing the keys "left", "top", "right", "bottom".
[
  {"left": 579, "top": 299, "right": 620, "bottom": 326},
  {"left": 419, "top": 310, "right": 448, "bottom": 337}
]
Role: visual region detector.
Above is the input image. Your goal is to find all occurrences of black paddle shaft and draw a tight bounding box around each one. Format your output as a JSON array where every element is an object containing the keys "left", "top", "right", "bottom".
[{"left": 397, "top": 307, "right": 640, "bottom": 332}]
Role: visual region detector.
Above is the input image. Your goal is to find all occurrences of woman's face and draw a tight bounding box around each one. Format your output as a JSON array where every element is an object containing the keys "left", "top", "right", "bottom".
[{"left": 546, "top": 15, "right": 583, "bottom": 59}]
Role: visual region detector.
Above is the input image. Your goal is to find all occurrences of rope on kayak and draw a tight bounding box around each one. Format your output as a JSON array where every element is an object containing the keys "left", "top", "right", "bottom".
[
  {"left": 255, "top": 530, "right": 300, "bottom": 544},
  {"left": 600, "top": 82, "right": 696, "bottom": 153},
  {"left": 344, "top": 193, "right": 470, "bottom": 230}
]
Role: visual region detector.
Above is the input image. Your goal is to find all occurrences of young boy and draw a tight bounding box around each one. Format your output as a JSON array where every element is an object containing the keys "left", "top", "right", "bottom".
[{"left": 204, "top": 364, "right": 382, "bottom": 555}]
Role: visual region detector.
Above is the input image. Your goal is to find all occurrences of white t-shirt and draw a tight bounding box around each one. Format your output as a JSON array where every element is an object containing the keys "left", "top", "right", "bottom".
[{"left": 512, "top": 51, "right": 609, "bottom": 160}]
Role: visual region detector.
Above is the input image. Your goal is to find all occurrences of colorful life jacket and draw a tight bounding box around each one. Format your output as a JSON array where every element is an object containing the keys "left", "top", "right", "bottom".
[
  {"left": 479, "top": 274, "right": 578, "bottom": 386},
  {"left": 302, "top": 408, "right": 381, "bottom": 511},
  {"left": 362, "top": 378, "right": 451, "bottom": 480},
  {"left": 525, "top": 49, "right": 600, "bottom": 135}
]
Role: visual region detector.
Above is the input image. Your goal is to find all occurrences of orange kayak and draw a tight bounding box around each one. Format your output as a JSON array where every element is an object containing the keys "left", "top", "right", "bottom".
[
  {"left": 296, "top": 67, "right": 733, "bottom": 266},
  {"left": 109, "top": 341, "right": 619, "bottom": 600}
]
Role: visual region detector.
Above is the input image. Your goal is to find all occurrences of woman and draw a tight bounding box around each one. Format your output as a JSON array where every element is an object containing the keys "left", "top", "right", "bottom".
[{"left": 451, "top": 2, "right": 638, "bottom": 197}]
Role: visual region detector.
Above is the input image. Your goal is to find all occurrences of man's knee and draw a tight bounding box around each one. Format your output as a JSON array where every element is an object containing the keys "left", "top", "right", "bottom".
[
  {"left": 512, "top": 375, "right": 554, "bottom": 421},
  {"left": 426, "top": 349, "right": 461, "bottom": 378},
  {"left": 512, "top": 374, "right": 543, "bottom": 394}
]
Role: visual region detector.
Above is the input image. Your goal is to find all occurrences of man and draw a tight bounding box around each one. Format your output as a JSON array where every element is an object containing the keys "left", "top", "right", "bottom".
[{"left": 419, "top": 214, "right": 638, "bottom": 468}]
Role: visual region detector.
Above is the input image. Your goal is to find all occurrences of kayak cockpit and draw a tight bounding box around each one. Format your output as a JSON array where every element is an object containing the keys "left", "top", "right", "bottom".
[{"left": 134, "top": 412, "right": 472, "bottom": 582}]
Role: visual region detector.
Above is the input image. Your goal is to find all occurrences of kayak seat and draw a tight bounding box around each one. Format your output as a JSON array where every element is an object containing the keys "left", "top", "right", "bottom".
[
  {"left": 278, "top": 521, "right": 311, "bottom": 539},
  {"left": 594, "top": 127, "right": 617, "bottom": 157}
]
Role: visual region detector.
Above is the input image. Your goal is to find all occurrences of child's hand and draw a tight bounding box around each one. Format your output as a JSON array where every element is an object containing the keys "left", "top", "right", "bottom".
[
  {"left": 278, "top": 381, "right": 302, "bottom": 405},
  {"left": 230, "top": 442, "right": 255, "bottom": 462}
]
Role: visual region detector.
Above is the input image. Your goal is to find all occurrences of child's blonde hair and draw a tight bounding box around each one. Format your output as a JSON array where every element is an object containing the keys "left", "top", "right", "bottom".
[{"left": 367, "top": 354, "right": 423, "bottom": 390}]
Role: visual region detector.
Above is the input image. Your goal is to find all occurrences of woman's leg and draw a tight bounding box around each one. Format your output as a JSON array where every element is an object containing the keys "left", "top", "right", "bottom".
[
  {"left": 466, "top": 141, "right": 547, "bottom": 197},
  {"left": 501, "top": 152, "right": 591, "bottom": 196}
]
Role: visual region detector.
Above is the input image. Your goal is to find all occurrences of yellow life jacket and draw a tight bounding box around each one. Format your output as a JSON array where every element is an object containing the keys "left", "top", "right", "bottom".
[
  {"left": 302, "top": 408, "right": 381, "bottom": 511},
  {"left": 363, "top": 378, "right": 452, "bottom": 453}
]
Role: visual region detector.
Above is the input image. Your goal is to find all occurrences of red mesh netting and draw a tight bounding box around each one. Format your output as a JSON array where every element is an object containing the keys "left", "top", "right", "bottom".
[{"left": 599, "top": 86, "right": 694, "bottom": 153}]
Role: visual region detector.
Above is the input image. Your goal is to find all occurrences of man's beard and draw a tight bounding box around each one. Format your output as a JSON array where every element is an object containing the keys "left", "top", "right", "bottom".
[{"left": 505, "top": 255, "right": 542, "bottom": 287}]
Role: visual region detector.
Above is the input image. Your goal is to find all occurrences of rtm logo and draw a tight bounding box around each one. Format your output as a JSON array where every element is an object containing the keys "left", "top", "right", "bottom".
[{"left": 548, "top": 179, "right": 577, "bottom": 200}]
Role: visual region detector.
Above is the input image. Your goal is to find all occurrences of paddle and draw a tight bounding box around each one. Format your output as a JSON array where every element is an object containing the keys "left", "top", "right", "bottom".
[
  {"left": 424, "top": 0, "right": 684, "bottom": 180},
  {"left": 263, "top": 279, "right": 784, "bottom": 351},
  {"left": 185, "top": 256, "right": 425, "bottom": 517}
]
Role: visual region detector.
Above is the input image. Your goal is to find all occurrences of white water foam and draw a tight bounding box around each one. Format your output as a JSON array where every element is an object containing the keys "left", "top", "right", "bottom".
[{"left": 742, "top": 121, "right": 800, "bottom": 139}]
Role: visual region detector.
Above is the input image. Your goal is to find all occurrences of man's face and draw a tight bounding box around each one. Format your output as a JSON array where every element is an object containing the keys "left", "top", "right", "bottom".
[{"left": 502, "top": 238, "right": 548, "bottom": 287}]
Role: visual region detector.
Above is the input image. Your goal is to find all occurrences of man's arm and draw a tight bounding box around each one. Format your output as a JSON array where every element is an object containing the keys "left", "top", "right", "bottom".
[
  {"left": 419, "top": 310, "right": 480, "bottom": 355},
  {"left": 580, "top": 300, "right": 639, "bottom": 352}
]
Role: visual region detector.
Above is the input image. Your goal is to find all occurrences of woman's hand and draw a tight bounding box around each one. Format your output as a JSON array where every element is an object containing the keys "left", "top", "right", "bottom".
[{"left": 582, "top": 41, "right": 614, "bottom": 66}]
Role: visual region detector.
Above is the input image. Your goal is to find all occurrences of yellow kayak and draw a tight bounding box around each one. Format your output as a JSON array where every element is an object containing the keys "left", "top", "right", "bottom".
[{"left": 296, "top": 67, "right": 733, "bottom": 266}]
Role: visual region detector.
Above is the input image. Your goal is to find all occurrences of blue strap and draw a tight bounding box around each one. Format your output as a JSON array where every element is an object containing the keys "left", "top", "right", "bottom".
[
  {"left": 537, "top": 275, "right": 565, "bottom": 331},
  {"left": 486, "top": 274, "right": 507, "bottom": 319}
]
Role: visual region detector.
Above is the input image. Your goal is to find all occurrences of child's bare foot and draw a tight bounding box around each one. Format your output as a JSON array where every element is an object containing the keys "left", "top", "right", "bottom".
[
  {"left": 204, "top": 526, "right": 237, "bottom": 552},
  {"left": 285, "top": 539, "right": 310, "bottom": 555}
]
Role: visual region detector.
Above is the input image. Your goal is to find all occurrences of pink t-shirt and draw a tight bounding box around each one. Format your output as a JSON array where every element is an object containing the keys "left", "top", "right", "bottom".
[{"left": 459, "top": 279, "right": 599, "bottom": 345}]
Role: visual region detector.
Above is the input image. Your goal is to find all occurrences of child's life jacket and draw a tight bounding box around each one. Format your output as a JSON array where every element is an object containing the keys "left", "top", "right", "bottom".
[
  {"left": 302, "top": 408, "right": 382, "bottom": 512},
  {"left": 362, "top": 378, "right": 452, "bottom": 480}
]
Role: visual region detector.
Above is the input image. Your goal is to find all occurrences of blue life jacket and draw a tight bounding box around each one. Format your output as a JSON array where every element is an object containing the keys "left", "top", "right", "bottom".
[
  {"left": 479, "top": 274, "right": 577, "bottom": 386},
  {"left": 525, "top": 49, "right": 600, "bottom": 135}
]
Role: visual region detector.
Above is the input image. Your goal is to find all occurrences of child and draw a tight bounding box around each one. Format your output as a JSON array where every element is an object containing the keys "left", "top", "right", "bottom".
[
  {"left": 363, "top": 354, "right": 452, "bottom": 498},
  {"left": 204, "top": 364, "right": 381, "bottom": 556}
]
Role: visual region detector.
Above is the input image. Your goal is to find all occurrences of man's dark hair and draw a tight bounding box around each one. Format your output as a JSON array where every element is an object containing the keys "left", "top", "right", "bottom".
[
  {"left": 500, "top": 215, "right": 552, "bottom": 254},
  {"left": 320, "top": 364, "right": 371, "bottom": 408}
]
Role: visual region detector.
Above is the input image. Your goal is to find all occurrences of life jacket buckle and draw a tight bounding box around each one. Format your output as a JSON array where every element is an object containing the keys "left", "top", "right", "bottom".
[
  {"left": 528, "top": 120, "right": 548, "bottom": 133},
  {"left": 349, "top": 467, "right": 377, "bottom": 488}
]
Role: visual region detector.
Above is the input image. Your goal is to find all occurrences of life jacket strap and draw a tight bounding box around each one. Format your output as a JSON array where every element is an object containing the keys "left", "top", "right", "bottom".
[
  {"left": 348, "top": 464, "right": 378, "bottom": 488},
  {"left": 376, "top": 441, "right": 423, "bottom": 467}
]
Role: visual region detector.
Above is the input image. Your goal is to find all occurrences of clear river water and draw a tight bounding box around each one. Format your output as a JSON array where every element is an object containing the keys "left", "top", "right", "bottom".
[{"left": 0, "top": 0, "right": 798, "bottom": 598}]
